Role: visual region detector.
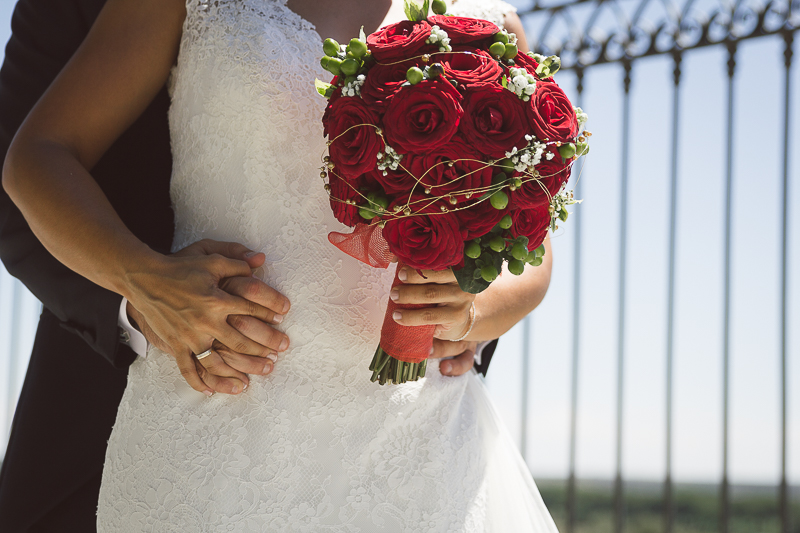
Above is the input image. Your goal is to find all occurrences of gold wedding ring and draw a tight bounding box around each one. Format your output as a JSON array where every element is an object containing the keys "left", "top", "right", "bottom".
[{"left": 194, "top": 348, "right": 214, "bottom": 360}]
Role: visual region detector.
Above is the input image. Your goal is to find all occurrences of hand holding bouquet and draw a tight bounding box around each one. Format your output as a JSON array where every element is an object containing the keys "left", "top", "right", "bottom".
[{"left": 316, "top": 0, "right": 591, "bottom": 384}]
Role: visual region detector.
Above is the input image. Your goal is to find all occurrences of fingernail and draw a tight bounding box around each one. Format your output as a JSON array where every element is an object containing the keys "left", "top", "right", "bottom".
[
  {"left": 279, "top": 337, "right": 289, "bottom": 351},
  {"left": 266, "top": 353, "right": 278, "bottom": 362},
  {"left": 273, "top": 314, "right": 284, "bottom": 324},
  {"left": 393, "top": 310, "right": 402, "bottom": 321},
  {"left": 282, "top": 300, "right": 291, "bottom": 314},
  {"left": 263, "top": 362, "right": 273, "bottom": 374},
  {"left": 398, "top": 269, "right": 407, "bottom": 281},
  {"left": 203, "top": 390, "right": 214, "bottom": 397},
  {"left": 245, "top": 251, "right": 258, "bottom": 258},
  {"left": 232, "top": 385, "right": 241, "bottom": 394},
  {"left": 242, "top": 382, "right": 248, "bottom": 391},
  {"left": 390, "top": 289, "right": 399, "bottom": 301},
  {"left": 441, "top": 362, "right": 452, "bottom": 374}
]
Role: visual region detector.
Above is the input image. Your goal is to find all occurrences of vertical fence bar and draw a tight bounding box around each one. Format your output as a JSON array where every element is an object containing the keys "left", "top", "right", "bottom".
[
  {"left": 613, "top": 59, "right": 633, "bottom": 533},
  {"left": 664, "top": 50, "right": 682, "bottom": 533},
  {"left": 720, "top": 40, "right": 737, "bottom": 533},
  {"left": 779, "top": 30, "right": 793, "bottom": 533},
  {"left": 6, "top": 281, "right": 23, "bottom": 431},
  {"left": 566, "top": 67, "right": 585, "bottom": 533},
  {"left": 521, "top": 315, "right": 531, "bottom": 459}
]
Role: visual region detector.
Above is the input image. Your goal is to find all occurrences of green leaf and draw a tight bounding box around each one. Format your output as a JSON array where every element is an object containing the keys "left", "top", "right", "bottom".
[
  {"left": 501, "top": 75, "right": 508, "bottom": 88},
  {"left": 453, "top": 252, "right": 502, "bottom": 294},
  {"left": 359, "top": 26, "right": 367, "bottom": 43},
  {"left": 314, "top": 78, "right": 334, "bottom": 98},
  {"left": 403, "top": 0, "right": 430, "bottom": 21}
]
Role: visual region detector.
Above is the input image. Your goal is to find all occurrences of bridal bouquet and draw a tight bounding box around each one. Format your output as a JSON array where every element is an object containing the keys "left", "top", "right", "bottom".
[{"left": 316, "top": 0, "right": 591, "bottom": 384}]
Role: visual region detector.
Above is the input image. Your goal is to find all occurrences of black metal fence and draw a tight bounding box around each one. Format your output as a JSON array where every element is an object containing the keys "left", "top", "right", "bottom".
[{"left": 514, "top": 0, "right": 798, "bottom": 531}]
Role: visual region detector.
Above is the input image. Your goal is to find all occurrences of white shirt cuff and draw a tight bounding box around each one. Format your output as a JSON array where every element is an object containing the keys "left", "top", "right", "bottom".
[
  {"left": 474, "top": 341, "right": 490, "bottom": 366},
  {"left": 118, "top": 297, "right": 149, "bottom": 358}
]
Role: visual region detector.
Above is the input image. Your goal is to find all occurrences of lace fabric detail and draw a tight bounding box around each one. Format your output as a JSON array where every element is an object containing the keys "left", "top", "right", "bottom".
[
  {"left": 451, "top": 0, "right": 517, "bottom": 26},
  {"left": 97, "top": 1, "right": 558, "bottom": 531}
]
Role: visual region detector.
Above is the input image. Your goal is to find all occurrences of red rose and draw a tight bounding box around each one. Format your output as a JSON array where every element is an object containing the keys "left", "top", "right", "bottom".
[
  {"left": 406, "top": 136, "right": 493, "bottom": 200},
  {"left": 367, "top": 164, "right": 417, "bottom": 196},
  {"left": 323, "top": 97, "right": 383, "bottom": 179},
  {"left": 527, "top": 81, "right": 579, "bottom": 143},
  {"left": 455, "top": 195, "right": 509, "bottom": 241},
  {"left": 511, "top": 203, "right": 550, "bottom": 250},
  {"left": 382, "top": 197, "right": 464, "bottom": 270},
  {"left": 512, "top": 147, "right": 571, "bottom": 209},
  {"left": 438, "top": 47, "right": 503, "bottom": 88},
  {"left": 459, "top": 86, "right": 529, "bottom": 159},
  {"left": 513, "top": 52, "right": 540, "bottom": 78},
  {"left": 427, "top": 15, "right": 499, "bottom": 44},
  {"left": 367, "top": 20, "right": 431, "bottom": 63},
  {"left": 383, "top": 78, "right": 463, "bottom": 155},
  {"left": 361, "top": 59, "right": 419, "bottom": 111},
  {"left": 328, "top": 174, "right": 363, "bottom": 227}
]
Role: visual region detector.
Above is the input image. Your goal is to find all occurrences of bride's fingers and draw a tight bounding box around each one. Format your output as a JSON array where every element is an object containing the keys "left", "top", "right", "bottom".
[
  {"left": 221, "top": 291, "right": 277, "bottom": 323},
  {"left": 392, "top": 302, "right": 471, "bottom": 329},
  {"left": 213, "top": 322, "right": 274, "bottom": 357},
  {"left": 397, "top": 267, "right": 456, "bottom": 284},
  {"left": 194, "top": 351, "right": 249, "bottom": 394},
  {"left": 226, "top": 315, "right": 289, "bottom": 353},
  {"left": 215, "top": 347, "right": 275, "bottom": 376},
  {"left": 390, "top": 282, "right": 465, "bottom": 305}
]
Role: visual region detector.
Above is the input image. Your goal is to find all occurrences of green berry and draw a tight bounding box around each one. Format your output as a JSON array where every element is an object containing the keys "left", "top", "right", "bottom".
[
  {"left": 497, "top": 158, "right": 515, "bottom": 172},
  {"left": 465, "top": 241, "right": 481, "bottom": 259},
  {"left": 498, "top": 214, "right": 513, "bottom": 229},
  {"left": 508, "top": 259, "right": 525, "bottom": 275},
  {"left": 530, "top": 256, "right": 543, "bottom": 267},
  {"left": 481, "top": 265, "right": 499, "bottom": 282},
  {"left": 489, "top": 190, "right": 509, "bottom": 210},
  {"left": 491, "top": 172, "right": 507, "bottom": 185},
  {"left": 558, "top": 142, "right": 576, "bottom": 160},
  {"left": 428, "top": 63, "right": 444, "bottom": 78},
  {"left": 526, "top": 250, "right": 537, "bottom": 263},
  {"left": 432, "top": 0, "right": 447, "bottom": 15},
  {"left": 359, "top": 207, "right": 377, "bottom": 220},
  {"left": 534, "top": 244, "right": 546, "bottom": 257},
  {"left": 373, "top": 195, "right": 390, "bottom": 210},
  {"left": 406, "top": 66, "right": 424, "bottom": 85},
  {"left": 320, "top": 56, "right": 331, "bottom": 70},
  {"left": 493, "top": 31, "right": 509, "bottom": 44},
  {"left": 348, "top": 38, "right": 368, "bottom": 59},
  {"left": 511, "top": 242, "right": 527, "bottom": 260},
  {"left": 473, "top": 268, "right": 483, "bottom": 280},
  {"left": 489, "top": 42, "right": 507, "bottom": 58},
  {"left": 340, "top": 58, "right": 360, "bottom": 76},
  {"left": 325, "top": 57, "right": 343, "bottom": 76},
  {"left": 323, "top": 38, "right": 341, "bottom": 57},
  {"left": 512, "top": 178, "right": 523, "bottom": 189},
  {"left": 503, "top": 43, "right": 518, "bottom": 59},
  {"left": 576, "top": 141, "right": 590, "bottom": 156},
  {"left": 489, "top": 236, "right": 505, "bottom": 252}
]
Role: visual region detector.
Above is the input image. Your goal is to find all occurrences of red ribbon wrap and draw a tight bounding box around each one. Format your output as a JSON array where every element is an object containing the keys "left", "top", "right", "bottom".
[{"left": 329, "top": 223, "right": 435, "bottom": 364}]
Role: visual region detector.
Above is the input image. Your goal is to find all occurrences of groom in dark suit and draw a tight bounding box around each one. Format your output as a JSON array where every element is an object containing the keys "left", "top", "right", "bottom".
[{"left": 0, "top": 0, "right": 496, "bottom": 530}]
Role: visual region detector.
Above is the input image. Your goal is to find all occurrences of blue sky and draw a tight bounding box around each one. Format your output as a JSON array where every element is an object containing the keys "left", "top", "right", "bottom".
[{"left": 0, "top": 0, "right": 797, "bottom": 487}]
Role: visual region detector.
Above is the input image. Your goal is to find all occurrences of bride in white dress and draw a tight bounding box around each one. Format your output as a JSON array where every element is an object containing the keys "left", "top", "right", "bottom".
[{"left": 4, "top": 0, "right": 560, "bottom": 530}]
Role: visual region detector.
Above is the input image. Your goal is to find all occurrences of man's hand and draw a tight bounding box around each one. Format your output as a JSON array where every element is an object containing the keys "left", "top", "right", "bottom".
[
  {"left": 430, "top": 339, "right": 477, "bottom": 376},
  {"left": 127, "top": 239, "right": 291, "bottom": 396}
]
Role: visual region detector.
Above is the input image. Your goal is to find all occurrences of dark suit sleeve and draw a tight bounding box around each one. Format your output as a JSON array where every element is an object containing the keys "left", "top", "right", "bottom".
[
  {"left": 0, "top": 0, "right": 136, "bottom": 367},
  {"left": 474, "top": 339, "right": 498, "bottom": 377}
]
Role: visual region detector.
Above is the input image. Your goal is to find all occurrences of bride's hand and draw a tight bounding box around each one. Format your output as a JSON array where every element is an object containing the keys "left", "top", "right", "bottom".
[
  {"left": 389, "top": 267, "right": 477, "bottom": 342},
  {"left": 124, "top": 239, "right": 290, "bottom": 395}
]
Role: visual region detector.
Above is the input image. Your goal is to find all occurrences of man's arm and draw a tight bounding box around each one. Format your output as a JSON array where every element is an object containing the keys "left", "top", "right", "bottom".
[{"left": 0, "top": 0, "right": 141, "bottom": 367}]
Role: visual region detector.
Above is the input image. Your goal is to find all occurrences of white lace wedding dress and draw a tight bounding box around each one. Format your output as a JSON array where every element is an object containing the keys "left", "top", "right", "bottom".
[{"left": 97, "top": 1, "right": 559, "bottom": 531}]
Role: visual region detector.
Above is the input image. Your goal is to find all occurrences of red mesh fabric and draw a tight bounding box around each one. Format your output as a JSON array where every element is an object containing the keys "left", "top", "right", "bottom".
[
  {"left": 380, "top": 267, "right": 436, "bottom": 363},
  {"left": 328, "top": 223, "right": 395, "bottom": 268},
  {"left": 328, "top": 224, "right": 433, "bottom": 364}
]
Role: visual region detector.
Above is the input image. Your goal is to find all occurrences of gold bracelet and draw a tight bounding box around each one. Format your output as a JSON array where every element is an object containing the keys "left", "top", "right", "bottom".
[{"left": 450, "top": 302, "right": 475, "bottom": 342}]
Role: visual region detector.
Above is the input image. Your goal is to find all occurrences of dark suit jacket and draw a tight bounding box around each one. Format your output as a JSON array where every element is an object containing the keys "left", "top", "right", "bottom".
[
  {"left": 0, "top": 2, "right": 498, "bottom": 530},
  {"left": 0, "top": 0, "right": 173, "bottom": 530}
]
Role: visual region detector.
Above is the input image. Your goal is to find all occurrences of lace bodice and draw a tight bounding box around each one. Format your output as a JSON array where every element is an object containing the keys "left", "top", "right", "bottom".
[{"left": 97, "top": 2, "right": 558, "bottom": 531}]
